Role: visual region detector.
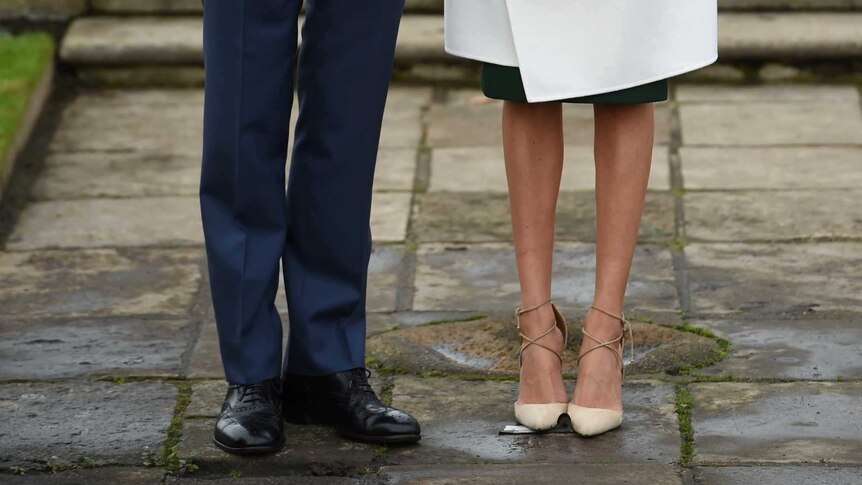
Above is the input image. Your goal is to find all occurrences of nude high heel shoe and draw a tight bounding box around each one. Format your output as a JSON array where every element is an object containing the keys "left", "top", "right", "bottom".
[
  {"left": 513, "top": 298, "right": 569, "bottom": 431},
  {"left": 568, "top": 305, "right": 633, "bottom": 437}
]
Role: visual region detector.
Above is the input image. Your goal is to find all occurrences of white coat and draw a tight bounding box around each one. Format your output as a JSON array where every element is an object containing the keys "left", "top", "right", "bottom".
[{"left": 444, "top": 0, "right": 718, "bottom": 102}]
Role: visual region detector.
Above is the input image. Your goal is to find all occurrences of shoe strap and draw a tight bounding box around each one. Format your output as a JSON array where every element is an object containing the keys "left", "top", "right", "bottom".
[
  {"left": 516, "top": 299, "right": 567, "bottom": 368},
  {"left": 577, "top": 305, "right": 634, "bottom": 378}
]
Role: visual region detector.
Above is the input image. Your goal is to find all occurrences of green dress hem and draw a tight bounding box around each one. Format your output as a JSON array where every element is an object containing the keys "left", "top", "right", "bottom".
[{"left": 481, "top": 63, "right": 669, "bottom": 104}]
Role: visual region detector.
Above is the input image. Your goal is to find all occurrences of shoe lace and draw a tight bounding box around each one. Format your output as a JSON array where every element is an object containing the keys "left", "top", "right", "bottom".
[
  {"left": 351, "top": 368, "right": 376, "bottom": 397},
  {"left": 235, "top": 382, "right": 266, "bottom": 405}
]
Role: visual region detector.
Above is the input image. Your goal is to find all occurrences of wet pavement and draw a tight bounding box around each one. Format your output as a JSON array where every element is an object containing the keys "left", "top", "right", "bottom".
[{"left": 0, "top": 83, "right": 861, "bottom": 483}]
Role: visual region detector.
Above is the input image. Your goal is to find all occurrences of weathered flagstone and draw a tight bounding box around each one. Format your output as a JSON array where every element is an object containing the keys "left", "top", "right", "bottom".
[
  {"left": 718, "top": 13, "right": 862, "bottom": 60},
  {"left": 0, "top": 381, "right": 176, "bottom": 469},
  {"left": 91, "top": 0, "right": 202, "bottom": 14},
  {"left": 380, "top": 464, "right": 683, "bottom": 485},
  {"left": 0, "top": 249, "right": 201, "bottom": 319},
  {"left": 178, "top": 420, "right": 377, "bottom": 477},
  {"left": 684, "top": 190, "right": 862, "bottom": 241},
  {"left": 690, "top": 382, "right": 862, "bottom": 464},
  {"left": 371, "top": 193, "right": 412, "bottom": 242},
  {"left": 0, "top": 316, "right": 192, "bottom": 379},
  {"left": 427, "top": 90, "right": 671, "bottom": 147},
  {"left": 695, "top": 318, "right": 862, "bottom": 380},
  {"left": 166, "top": 477, "right": 361, "bottom": 485},
  {"left": 379, "top": 87, "right": 431, "bottom": 149},
  {"left": 413, "top": 192, "right": 675, "bottom": 243},
  {"left": 48, "top": 90, "right": 203, "bottom": 156},
  {"left": 186, "top": 317, "right": 222, "bottom": 379},
  {"left": 61, "top": 17, "right": 202, "bottom": 65},
  {"left": 387, "top": 377, "right": 679, "bottom": 465},
  {"left": 685, "top": 243, "right": 862, "bottom": 315},
  {"left": 3, "top": 468, "right": 166, "bottom": 484},
  {"left": 375, "top": 148, "right": 418, "bottom": 192},
  {"left": 6, "top": 197, "right": 203, "bottom": 250},
  {"left": 367, "top": 313, "right": 720, "bottom": 376},
  {"left": 32, "top": 151, "right": 201, "bottom": 199},
  {"left": 676, "top": 84, "right": 861, "bottom": 103},
  {"left": 679, "top": 147, "right": 862, "bottom": 190},
  {"left": 692, "top": 465, "right": 862, "bottom": 485},
  {"left": 679, "top": 102, "right": 862, "bottom": 146},
  {"left": 413, "top": 243, "right": 677, "bottom": 312},
  {"left": 429, "top": 145, "right": 671, "bottom": 193}
]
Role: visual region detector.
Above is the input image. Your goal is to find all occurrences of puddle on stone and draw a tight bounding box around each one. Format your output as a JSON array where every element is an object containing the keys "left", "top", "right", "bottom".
[{"left": 368, "top": 313, "right": 721, "bottom": 376}]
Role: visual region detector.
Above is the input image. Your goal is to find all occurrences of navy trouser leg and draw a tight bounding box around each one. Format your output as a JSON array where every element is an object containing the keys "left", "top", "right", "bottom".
[
  {"left": 282, "top": 0, "right": 405, "bottom": 375},
  {"left": 201, "top": 0, "right": 301, "bottom": 384}
]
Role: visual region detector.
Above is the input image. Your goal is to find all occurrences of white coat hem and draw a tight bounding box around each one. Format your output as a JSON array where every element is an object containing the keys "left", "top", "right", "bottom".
[
  {"left": 444, "top": 46, "right": 519, "bottom": 68},
  {"left": 521, "top": 54, "right": 719, "bottom": 103}
]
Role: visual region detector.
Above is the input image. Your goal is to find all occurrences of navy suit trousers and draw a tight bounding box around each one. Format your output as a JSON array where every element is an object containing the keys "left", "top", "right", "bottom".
[{"left": 201, "top": 0, "right": 405, "bottom": 384}]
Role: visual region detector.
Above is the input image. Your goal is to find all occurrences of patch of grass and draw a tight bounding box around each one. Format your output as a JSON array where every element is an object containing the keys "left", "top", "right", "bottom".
[
  {"left": 76, "top": 456, "right": 104, "bottom": 469},
  {"left": 143, "top": 381, "right": 198, "bottom": 474},
  {"left": 10, "top": 466, "right": 26, "bottom": 475},
  {"left": 45, "top": 460, "right": 66, "bottom": 473},
  {"left": 665, "top": 322, "right": 732, "bottom": 375},
  {"left": 668, "top": 236, "right": 689, "bottom": 251},
  {"left": 421, "top": 314, "right": 486, "bottom": 326},
  {"left": 674, "top": 384, "right": 695, "bottom": 464},
  {"left": 228, "top": 469, "right": 242, "bottom": 478},
  {"left": 0, "top": 32, "right": 53, "bottom": 169},
  {"left": 372, "top": 445, "right": 388, "bottom": 457}
]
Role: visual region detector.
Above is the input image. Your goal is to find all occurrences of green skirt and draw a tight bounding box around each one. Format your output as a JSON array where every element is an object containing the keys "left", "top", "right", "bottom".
[{"left": 481, "top": 63, "right": 668, "bottom": 104}]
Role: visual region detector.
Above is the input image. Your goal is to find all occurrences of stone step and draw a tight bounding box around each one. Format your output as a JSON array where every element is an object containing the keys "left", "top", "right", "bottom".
[
  {"left": 60, "top": 12, "right": 862, "bottom": 84},
  {"left": 85, "top": 0, "right": 862, "bottom": 15}
]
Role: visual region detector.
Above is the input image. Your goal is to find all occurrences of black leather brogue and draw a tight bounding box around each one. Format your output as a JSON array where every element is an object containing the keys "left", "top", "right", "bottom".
[
  {"left": 213, "top": 378, "right": 285, "bottom": 455},
  {"left": 282, "top": 368, "right": 421, "bottom": 444}
]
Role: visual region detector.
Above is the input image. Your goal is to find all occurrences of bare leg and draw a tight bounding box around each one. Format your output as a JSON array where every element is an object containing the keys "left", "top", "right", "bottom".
[
  {"left": 572, "top": 103, "right": 654, "bottom": 410},
  {"left": 502, "top": 100, "right": 567, "bottom": 405}
]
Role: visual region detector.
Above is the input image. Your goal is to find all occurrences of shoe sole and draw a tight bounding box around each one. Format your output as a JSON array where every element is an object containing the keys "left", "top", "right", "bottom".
[{"left": 212, "top": 436, "right": 285, "bottom": 456}]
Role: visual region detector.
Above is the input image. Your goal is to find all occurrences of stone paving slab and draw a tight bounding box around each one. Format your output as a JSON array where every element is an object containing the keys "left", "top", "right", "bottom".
[
  {"left": 371, "top": 193, "right": 412, "bottom": 243},
  {"left": 692, "top": 465, "right": 862, "bottom": 485},
  {"left": 414, "top": 192, "right": 675, "bottom": 243},
  {"left": 427, "top": 91, "right": 671, "bottom": 147},
  {"left": 679, "top": 101, "right": 862, "bottom": 146},
  {"left": 178, "top": 419, "right": 378, "bottom": 477},
  {"left": 0, "top": 249, "right": 201, "bottom": 319},
  {"left": 684, "top": 190, "right": 862, "bottom": 241},
  {"left": 413, "top": 243, "right": 677, "bottom": 312},
  {"left": 690, "top": 382, "right": 862, "bottom": 464},
  {"left": 695, "top": 318, "right": 862, "bottom": 380},
  {"left": 386, "top": 377, "right": 679, "bottom": 465},
  {"left": 3, "top": 468, "right": 166, "bottom": 484},
  {"left": 379, "top": 464, "right": 684, "bottom": 485},
  {"left": 685, "top": 243, "right": 862, "bottom": 315},
  {"left": 679, "top": 147, "right": 862, "bottom": 190},
  {"left": 0, "top": 316, "right": 192, "bottom": 380},
  {"left": 0, "top": 381, "right": 177, "bottom": 469},
  {"left": 676, "top": 84, "right": 861, "bottom": 103},
  {"left": 166, "top": 477, "right": 362, "bottom": 485},
  {"left": 32, "top": 151, "right": 201, "bottom": 200},
  {"left": 428, "top": 145, "right": 671, "bottom": 193},
  {"left": 6, "top": 197, "right": 203, "bottom": 250},
  {"left": 48, "top": 90, "right": 203, "bottom": 156},
  {"left": 374, "top": 148, "right": 418, "bottom": 192}
]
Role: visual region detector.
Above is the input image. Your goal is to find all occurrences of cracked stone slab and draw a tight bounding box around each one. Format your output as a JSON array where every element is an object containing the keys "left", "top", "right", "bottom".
[
  {"left": 677, "top": 84, "right": 861, "bottom": 103},
  {"left": 414, "top": 243, "right": 677, "bottom": 312},
  {"left": 684, "top": 190, "right": 862, "bottom": 241},
  {"left": 49, "top": 90, "right": 203, "bottom": 156},
  {"left": 380, "top": 464, "right": 683, "bottom": 485},
  {"left": 0, "top": 249, "right": 202, "bottom": 319},
  {"left": 679, "top": 101, "right": 862, "bottom": 146},
  {"left": 692, "top": 465, "right": 862, "bottom": 485},
  {"left": 414, "top": 192, "right": 675, "bottom": 243},
  {"left": 0, "top": 381, "right": 177, "bottom": 469},
  {"left": 387, "top": 377, "right": 679, "bottom": 465},
  {"left": 694, "top": 318, "right": 862, "bottom": 380},
  {"left": 6, "top": 197, "right": 204, "bottom": 250},
  {"left": 679, "top": 147, "right": 862, "bottom": 190},
  {"left": 685, "top": 243, "right": 862, "bottom": 315},
  {"left": 178, "top": 419, "right": 376, "bottom": 477},
  {"left": 32, "top": 151, "right": 201, "bottom": 199},
  {"left": 0, "top": 316, "right": 193, "bottom": 380},
  {"left": 691, "top": 382, "right": 862, "bottom": 464},
  {"left": 3, "top": 468, "right": 166, "bottom": 484},
  {"left": 427, "top": 90, "right": 671, "bottom": 147},
  {"left": 429, "top": 145, "right": 671, "bottom": 192}
]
